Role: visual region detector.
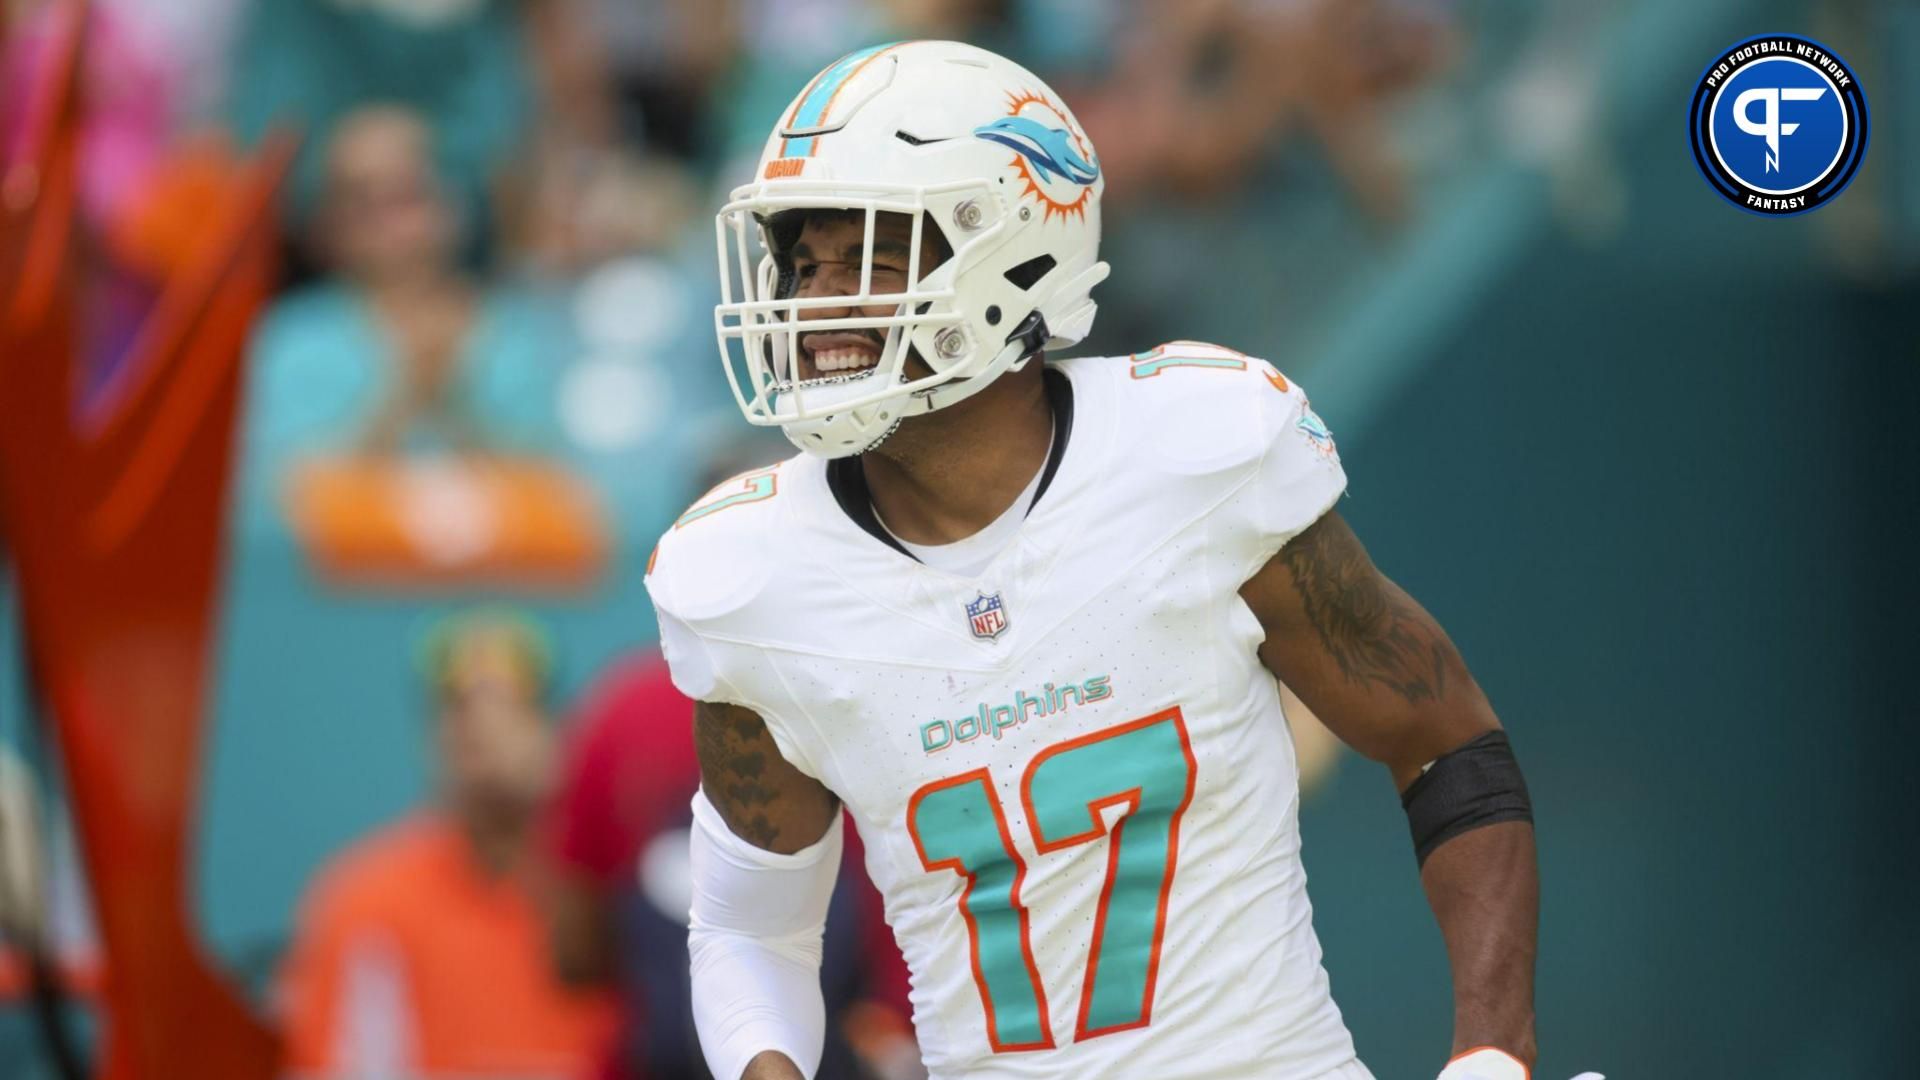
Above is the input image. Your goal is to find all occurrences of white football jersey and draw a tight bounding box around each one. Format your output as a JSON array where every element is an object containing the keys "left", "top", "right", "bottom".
[{"left": 647, "top": 344, "right": 1367, "bottom": 1080}]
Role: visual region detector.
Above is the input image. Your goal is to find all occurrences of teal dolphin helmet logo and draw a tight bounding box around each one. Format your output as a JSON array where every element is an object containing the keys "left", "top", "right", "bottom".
[{"left": 973, "top": 115, "right": 1101, "bottom": 186}]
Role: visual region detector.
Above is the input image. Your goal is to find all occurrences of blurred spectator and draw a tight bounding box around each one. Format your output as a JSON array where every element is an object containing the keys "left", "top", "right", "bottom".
[
  {"left": 500, "top": 139, "right": 704, "bottom": 280},
  {"left": 225, "top": 0, "right": 537, "bottom": 236},
  {"left": 238, "top": 106, "right": 631, "bottom": 594},
  {"left": 574, "top": 0, "right": 737, "bottom": 163},
  {"left": 543, "top": 652, "right": 921, "bottom": 1080},
  {"left": 501, "top": 0, "right": 662, "bottom": 278},
  {"left": 244, "top": 105, "right": 565, "bottom": 477},
  {"left": 873, "top": 0, "right": 1014, "bottom": 40},
  {"left": 520, "top": 0, "right": 621, "bottom": 147},
  {"left": 1067, "top": 0, "right": 1453, "bottom": 216},
  {"left": 1286, "top": 0, "right": 1457, "bottom": 220},
  {"left": 278, "top": 610, "right": 616, "bottom": 1078}
]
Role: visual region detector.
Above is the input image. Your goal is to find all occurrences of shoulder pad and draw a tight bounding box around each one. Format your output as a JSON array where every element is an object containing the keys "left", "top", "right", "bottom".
[
  {"left": 1105, "top": 341, "right": 1311, "bottom": 477},
  {"left": 644, "top": 461, "right": 789, "bottom": 625}
]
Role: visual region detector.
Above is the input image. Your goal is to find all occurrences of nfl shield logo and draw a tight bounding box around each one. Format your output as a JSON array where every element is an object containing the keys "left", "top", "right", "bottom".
[{"left": 965, "top": 592, "right": 1009, "bottom": 641}]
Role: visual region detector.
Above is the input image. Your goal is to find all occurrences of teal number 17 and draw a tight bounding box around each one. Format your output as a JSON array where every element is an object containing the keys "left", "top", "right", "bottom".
[{"left": 905, "top": 707, "right": 1198, "bottom": 1051}]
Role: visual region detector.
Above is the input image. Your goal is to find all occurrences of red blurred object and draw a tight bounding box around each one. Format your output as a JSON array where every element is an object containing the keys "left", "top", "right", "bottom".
[{"left": 0, "top": 3, "right": 294, "bottom": 1079}]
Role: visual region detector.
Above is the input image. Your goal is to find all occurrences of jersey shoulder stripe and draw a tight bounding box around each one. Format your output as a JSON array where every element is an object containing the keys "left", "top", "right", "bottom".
[{"left": 1061, "top": 341, "right": 1330, "bottom": 486}]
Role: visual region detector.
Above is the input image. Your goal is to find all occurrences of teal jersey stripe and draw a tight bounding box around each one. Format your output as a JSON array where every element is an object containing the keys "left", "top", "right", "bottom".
[
  {"left": 1129, "top": 354, "right": 1247, "bottom": 379},
  {"left": 782, "top": 42, "right": 898, "bottom": 158},
  {"left": 675, "top": 473, "right": 776, "bottom": 527}
]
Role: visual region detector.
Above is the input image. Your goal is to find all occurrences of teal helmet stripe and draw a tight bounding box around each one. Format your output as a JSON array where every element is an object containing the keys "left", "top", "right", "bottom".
[{"left": 781, "top": 42, "right": 900, "bottom": 158}]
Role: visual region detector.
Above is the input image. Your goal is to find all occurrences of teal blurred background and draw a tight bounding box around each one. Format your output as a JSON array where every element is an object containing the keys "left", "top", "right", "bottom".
[{"left": 2, "top": 0, "right": 1914, "bottom": 1076}]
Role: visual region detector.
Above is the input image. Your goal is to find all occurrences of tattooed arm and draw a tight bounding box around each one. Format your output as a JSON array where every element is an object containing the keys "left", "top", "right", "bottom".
[
  {"left": 1241, "top": 511, "right": 1494, "bottom": 786},
  {"left": 690, "top": 701, "right": 841, "bottom": 1080},
  {"left": 694, "top": 700, "right": 840, "bottom": 854},
  {"left": 1240, "top": 510, "right": 1539, "bottom": 1067}
]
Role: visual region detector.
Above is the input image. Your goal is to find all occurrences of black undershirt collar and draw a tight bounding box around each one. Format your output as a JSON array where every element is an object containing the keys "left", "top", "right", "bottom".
[{"left": 825, "top": 366, "right": 1076, "bottom": 563}]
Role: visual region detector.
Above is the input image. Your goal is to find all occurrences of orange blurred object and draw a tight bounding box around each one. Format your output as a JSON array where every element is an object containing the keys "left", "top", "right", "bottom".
[
  {"left": 279, "top": 815, "right": 619, "bottom": 1078},
  {"left": 284, "top": 456, "right": 610, "bottom": 593},
  {"left": 106, "top": 133, "right": 250, "bottom": 283},
  {"left": 0, "top": 3, "right": 295, "bottom": 1078}
]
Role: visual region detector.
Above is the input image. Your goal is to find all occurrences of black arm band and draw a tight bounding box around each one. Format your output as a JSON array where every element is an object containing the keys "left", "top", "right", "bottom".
[{"left": 1399, "top": 730, "right": 1533, "bottom": 867}]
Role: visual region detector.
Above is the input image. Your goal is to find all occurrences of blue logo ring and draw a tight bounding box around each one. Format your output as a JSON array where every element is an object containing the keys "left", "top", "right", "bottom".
[{"left": 1688, "top": 34, "right": 1869, "bottom": 217}]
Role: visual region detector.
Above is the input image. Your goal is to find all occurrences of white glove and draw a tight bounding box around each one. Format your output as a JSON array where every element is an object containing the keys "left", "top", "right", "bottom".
[{"left": 1436, "top": 1047, "right": 1605, "bottom": 1080}]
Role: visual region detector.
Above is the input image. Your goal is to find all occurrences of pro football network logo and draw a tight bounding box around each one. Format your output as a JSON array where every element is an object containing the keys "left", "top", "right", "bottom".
[
  {"left": 1688, "top": 35, "right": 1868, "bottom": 216},
  {"left": 965, "top": 591, "right": 1009, "bottom": 641},
  {"left": 974, "top": 90, "right": 1100, "bottom": 223}
]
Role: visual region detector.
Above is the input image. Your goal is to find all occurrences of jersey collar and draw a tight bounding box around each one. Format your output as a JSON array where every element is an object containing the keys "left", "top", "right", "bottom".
[{"left": 825, "top": 366, "right": 1076, "bottom": 562}]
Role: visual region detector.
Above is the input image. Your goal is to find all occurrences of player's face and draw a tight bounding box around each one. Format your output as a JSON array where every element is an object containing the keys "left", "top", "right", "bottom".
[{"left": 788, "top": 211, "right": 942, "bottom": 382}]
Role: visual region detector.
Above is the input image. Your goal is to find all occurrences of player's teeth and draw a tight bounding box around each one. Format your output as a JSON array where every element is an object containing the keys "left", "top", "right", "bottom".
[{"left": 816, "top": 349, "right": 877, "bottom": 372}]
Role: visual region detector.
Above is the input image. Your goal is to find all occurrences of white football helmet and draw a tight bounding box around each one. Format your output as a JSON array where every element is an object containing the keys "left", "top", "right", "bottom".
[{"left": 714, "top": 40, "right": 1110, "bottom": 457}]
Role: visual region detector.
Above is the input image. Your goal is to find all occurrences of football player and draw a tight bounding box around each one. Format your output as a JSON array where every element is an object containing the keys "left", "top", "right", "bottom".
[{"left": 648, "top": 40, "right": 1596, "bottom": 1080}]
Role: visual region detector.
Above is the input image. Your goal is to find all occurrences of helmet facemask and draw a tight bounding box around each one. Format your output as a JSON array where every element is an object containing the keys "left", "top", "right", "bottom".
[
  {"left": 715, "top": 181, "right": 1045, "bottom": 458},
  {"left": 714, "top": 42, "right": 1111, "bottom": 457}
]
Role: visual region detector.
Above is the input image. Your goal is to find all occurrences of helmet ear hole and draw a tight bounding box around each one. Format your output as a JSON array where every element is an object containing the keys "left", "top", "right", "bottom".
[{"left": 1003, "top": 254, "right": 1057, "bottom": 291}]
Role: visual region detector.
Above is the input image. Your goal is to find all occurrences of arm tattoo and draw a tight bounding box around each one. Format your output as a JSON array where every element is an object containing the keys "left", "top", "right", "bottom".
[
  {"left": 693, "top": 701, "right": 786, "bottom": 849},
  {"left": 1278, "top": 513, "right": 1465, "bottom": 705}
]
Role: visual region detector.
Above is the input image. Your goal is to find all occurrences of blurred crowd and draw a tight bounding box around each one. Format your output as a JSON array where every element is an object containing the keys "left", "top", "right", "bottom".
[
  {"left": 1, "top": 0, "right": 1467, "bottom": 569},
  {"left": 0, "top": 0, "right": 1461, "bottom": 1078},
  {"left": 7, "top": 0, "right": 1917, "bottom": 1077}
]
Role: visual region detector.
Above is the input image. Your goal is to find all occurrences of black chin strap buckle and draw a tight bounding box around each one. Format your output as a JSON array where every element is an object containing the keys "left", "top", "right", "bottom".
[{"left": 1004, "top": 310, "right": 1049, "bottom": 362}]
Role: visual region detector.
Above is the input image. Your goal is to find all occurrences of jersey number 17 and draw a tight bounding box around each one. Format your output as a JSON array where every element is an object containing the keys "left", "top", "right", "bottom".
[{"left": 905, "top": 707, "right": 1197, "bottom": 1052}]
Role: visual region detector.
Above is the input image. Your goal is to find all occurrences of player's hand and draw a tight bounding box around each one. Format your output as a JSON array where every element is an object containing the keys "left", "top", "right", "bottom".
[
  {"left": 1436, "top": 1047, "right": 1605, "bottom": 1080},
  {"left": 741, "top": 1050, "right": 808, "bottom": 1080}
]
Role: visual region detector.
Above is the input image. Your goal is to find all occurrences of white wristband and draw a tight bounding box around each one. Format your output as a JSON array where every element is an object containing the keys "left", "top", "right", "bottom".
[{"left": 1436, "top": 1047, "right": 1529, "bottom": 1080}]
